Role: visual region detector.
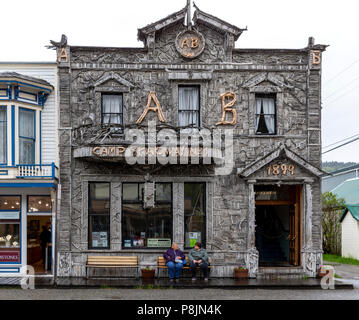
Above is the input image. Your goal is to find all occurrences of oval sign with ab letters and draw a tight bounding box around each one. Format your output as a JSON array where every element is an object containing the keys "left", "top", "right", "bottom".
[{"left": 175, "top": 29, "right": 205, "bottom": 59}]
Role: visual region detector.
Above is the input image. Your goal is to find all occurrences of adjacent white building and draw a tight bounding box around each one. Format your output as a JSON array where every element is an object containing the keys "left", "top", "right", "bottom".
[
  {"left": 0, "top": 63, "right": 58, "bottom": 278},
  {"left": 340, "top": 205, "right": 359, "bottom": 260}
]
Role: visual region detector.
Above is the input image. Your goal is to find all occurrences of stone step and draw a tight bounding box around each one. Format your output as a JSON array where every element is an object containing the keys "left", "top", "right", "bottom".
[{"left": 257, "top": 267, "right": 306, "bottom": 279}]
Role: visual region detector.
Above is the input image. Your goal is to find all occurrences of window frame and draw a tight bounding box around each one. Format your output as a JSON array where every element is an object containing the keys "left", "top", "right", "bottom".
[
  {"left": 254, "top": 93, "right": 277, "bottom": 136},
  {"left": 18, "top": 107, "right": 36, "bottom": 165},
  {"left": 0, "top": 106, "right": 7, "bottom": 165},
  {"left": 101, "top": 93, "right": 124, "bottom": 127},
  {"left": 121, "top": 182, "right": 173, "bottom": 250},
  {"left": 88, "top": 182, "right": 111, "bottom": 250},
  {"left": 178, "top": 85, "right": 201, "bottom": 128},
  {"left": 184, "top": 182, "right": 207, "bottom": 249}
]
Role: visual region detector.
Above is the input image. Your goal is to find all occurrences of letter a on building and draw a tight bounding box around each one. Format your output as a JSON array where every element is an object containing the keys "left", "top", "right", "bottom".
[{"left": 136, "top": 91, "right": 166, "bottom": 124}]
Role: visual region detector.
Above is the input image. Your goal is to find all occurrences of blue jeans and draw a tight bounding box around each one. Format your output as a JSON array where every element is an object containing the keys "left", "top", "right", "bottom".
[{"left": 166, "top": 261, "right": 183, "bottom": 279}]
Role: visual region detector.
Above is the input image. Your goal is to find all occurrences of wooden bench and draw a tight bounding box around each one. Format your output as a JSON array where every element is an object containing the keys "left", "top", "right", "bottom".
[
  {"left": 157, "top": 256, "right": 212, "bottom": 279},
  {"left": 86, "top": 256, "right": 139, "bottom": 279}
]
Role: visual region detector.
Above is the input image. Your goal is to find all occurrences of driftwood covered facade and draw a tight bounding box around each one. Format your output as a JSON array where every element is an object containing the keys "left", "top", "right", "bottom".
[{"left": 54, "top": 3, "right": 327, "bottom": 279}]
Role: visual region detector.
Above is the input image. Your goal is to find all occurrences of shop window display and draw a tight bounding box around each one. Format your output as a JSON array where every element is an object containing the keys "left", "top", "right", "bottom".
[{"left": 122, "top": 183, "right": 172, "bottom": 248}]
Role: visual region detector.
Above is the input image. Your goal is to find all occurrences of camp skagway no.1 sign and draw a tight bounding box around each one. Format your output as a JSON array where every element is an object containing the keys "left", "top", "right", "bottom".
[{"left": 175, "top": 29, "right": 205, "bottom": 59}]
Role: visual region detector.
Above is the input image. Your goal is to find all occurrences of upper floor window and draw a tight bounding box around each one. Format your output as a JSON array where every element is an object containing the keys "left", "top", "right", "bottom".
[
  {"left": 19, "top": 108, "right": 35, "bottom": 164},
  {"left": 255, "top": 94, "right": 276, "bottom": 135},
  {"left": 0, "top": 106, "right": 6, "bottom": 164},
  {"left": 178, "top": 86, "right": 200, "bottom": 127},
  {"left": 102, "top": 94, "right": 123, "bottom": 126}
]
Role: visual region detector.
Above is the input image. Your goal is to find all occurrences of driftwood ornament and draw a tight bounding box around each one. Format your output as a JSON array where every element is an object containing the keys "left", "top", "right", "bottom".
[
  {"left": 216, "top": 92, "right": 237, "bottom": 126},
  {"left": 136, "top": 91, "right": 166, "bottom": 124}
]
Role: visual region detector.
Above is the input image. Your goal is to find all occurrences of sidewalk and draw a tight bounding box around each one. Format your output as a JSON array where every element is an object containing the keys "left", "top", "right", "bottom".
[
  {"left": 323, "top": 260, "right": 359, "bottom": 289},
  {"left": 0, "top": 276, "right": 353, "bottom": 290}
]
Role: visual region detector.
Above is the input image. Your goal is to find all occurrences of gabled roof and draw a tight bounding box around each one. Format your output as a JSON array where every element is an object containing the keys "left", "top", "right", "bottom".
[
  {"left": 138, "top": 5, "right": 188, "bottom": 43},
  {"left": 332, "top": 178, "right": 359, "bottom": 205},
  {"left": 193, "top": 4, "right": 246, "bottom": 41},
  {"left": 237, "top": 145, "right": 326, "bottom": 178},
  {"left": 93, "top": 72, "right": 134, "bottom": 88},
  {"left": 0, "top": 71, "right": 53, "bottom": 89},
  {"left": 242, "top": 72, "right": 294, "bottom": 90},
  {"left": 137, "top": 3, "right": 246, "bottom": 44},
  {"left": 340, "top": 205, "right": 359, "bottom": 223}
]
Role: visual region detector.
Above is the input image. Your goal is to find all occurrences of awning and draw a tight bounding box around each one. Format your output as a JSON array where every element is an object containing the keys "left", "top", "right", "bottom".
[{"left": 340, "top": 205, "right": 359, "bottom": 223}]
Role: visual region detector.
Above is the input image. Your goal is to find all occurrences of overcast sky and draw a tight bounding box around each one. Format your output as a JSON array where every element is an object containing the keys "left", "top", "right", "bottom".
[{"left": 1, "top": 0, "right": 358, "bottom": 163}]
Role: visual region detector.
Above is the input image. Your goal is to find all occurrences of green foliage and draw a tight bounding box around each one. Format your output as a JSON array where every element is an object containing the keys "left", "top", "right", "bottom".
[
  {"left": 322, "top": 192, "right": 346, "bottom": 211},
  {"left": 323, "top": 254, "right": 359, "bottom": 266},
  {"left": 322, "top": 192, "right": 346, "bottom": 255}
]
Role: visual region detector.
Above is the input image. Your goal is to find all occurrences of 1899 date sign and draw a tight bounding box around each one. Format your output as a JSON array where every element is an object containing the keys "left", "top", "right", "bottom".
[{"left": 175, "top": 29, "right": 205, "bottom": 59}]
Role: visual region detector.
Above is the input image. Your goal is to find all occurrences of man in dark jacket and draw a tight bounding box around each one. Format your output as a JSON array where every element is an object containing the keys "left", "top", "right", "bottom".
[
  {"left": 39, "top": 224, "right": 51, "bottom": 269},
  {"left": 163, "top": 243, "right": 185, "bottom": 282},
  {"left": 188, "top": 242, "right": 209, "bottom": 281}
]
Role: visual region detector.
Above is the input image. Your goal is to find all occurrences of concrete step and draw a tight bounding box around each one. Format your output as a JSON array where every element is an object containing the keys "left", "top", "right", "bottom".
[{"left": 257, "top": 267, "right": 305, "bottom": 280}]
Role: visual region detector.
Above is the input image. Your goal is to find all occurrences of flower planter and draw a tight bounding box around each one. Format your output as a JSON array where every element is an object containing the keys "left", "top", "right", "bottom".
[
  {"left": 234, "top": 269, "right": 248, "bottom": 279},
  {"left": 141, "top": 269, "right": 155, "bottom": 279}
]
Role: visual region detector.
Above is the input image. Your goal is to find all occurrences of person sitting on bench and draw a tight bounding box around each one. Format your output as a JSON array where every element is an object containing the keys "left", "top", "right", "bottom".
[
  {"left": 163, "top": 242, "right": 185, "bottom": 283},
  {"left": 189, "top": 242, "right": 209, "bottom": 281}
]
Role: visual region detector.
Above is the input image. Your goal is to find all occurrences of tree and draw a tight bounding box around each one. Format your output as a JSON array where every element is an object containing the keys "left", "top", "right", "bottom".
[{"left": 322, "top": 192, "right": 346, "bottom": 255}]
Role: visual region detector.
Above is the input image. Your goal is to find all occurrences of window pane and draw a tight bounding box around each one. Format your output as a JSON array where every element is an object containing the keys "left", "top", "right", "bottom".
[
  {"left": 89, "top": 183, "right": 110, "bottom": 214},
  {"left": 123, "top": 183, "right": 139, "bottom": 201},
  {"left": 0, "top": 108, "right": 6, "bottom": 164},
  {"left": 89, "top": 215, "right": 110, "bottom": 248},
  {"left": 255, "top": 95, "right": 276, "bottom": 135},
  {"left": 122, "top": 203, "right": 172, "bottom": 248},
  {"left": 102, "top": 95, "right": 123, "bottom": 125},
  {"left": 156, "top": 183, "right": 171, "bottom": 202},
  {"left": 19, "top": 138, "right": 35, "bottom": 164},
  {"left": 0, "top": 222, "right": 20, "bottom": 263},
  {"left": 179, "top": 111, "right": 199, "bottom": 127},
  {"left": 19, "top": 109, "right": 35, "bottom": 138},
  {"left": 179, "top": 87, "right": 199, "bottom": 111},
  {"left": 122, "top": 183, "right": 172, "bottom": 248},
  {"left": 184, "top": 183, "right": 206, "bottom": 248},
  {"left": 0, "top": 196, "right": 21, "bottom": 211},
  {"left": 28, "top": 196, "right": 52, "bottom": 213}
]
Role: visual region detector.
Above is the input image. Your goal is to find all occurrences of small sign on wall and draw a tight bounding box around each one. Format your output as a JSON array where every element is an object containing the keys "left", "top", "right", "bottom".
[{"left": 0, "top": 251, "right": 20, "bottom": 263}]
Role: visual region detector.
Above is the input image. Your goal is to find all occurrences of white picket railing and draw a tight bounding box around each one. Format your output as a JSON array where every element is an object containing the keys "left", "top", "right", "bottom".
[{"left": 16, "top": 164, "right": 57, "bottom": 178}]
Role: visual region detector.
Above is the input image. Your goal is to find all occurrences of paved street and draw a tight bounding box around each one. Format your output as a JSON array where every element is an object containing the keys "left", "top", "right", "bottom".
[{"left": 0, "top": 287, "right": 358, "bottom": 300}]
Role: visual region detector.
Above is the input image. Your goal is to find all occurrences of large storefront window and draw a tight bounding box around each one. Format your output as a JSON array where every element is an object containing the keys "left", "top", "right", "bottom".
[
  {"left": 0, "top": 196, "right": 21, "bottom": 263},
  {"left": 88, "top": 183, "right": 110, "bottom": 249},
  {"left": 19, "top": 108, "right": 35, "bottom": 164},
  {"left": 122, "top": 183, "right": 172, "bottom": 249},
  {"left": 184, "top": 183, "right": 206, "bottom": 248}
]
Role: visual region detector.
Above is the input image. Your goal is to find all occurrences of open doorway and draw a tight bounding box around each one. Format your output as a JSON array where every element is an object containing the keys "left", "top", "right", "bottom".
[
  {"left": 255, "top": 185, "right": 301, "bottom": 267},
  {"left": 27, "top": 216, "right": 52, "bottom": 274}
]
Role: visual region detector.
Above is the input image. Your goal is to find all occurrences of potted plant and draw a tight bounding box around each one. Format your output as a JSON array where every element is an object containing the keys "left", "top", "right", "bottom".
[
  {"left": 234, "top": 265, "right": 248, "bottom": 279},
  {"left": 141, "top": 266, "right": 155, "bottom": 279}
]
